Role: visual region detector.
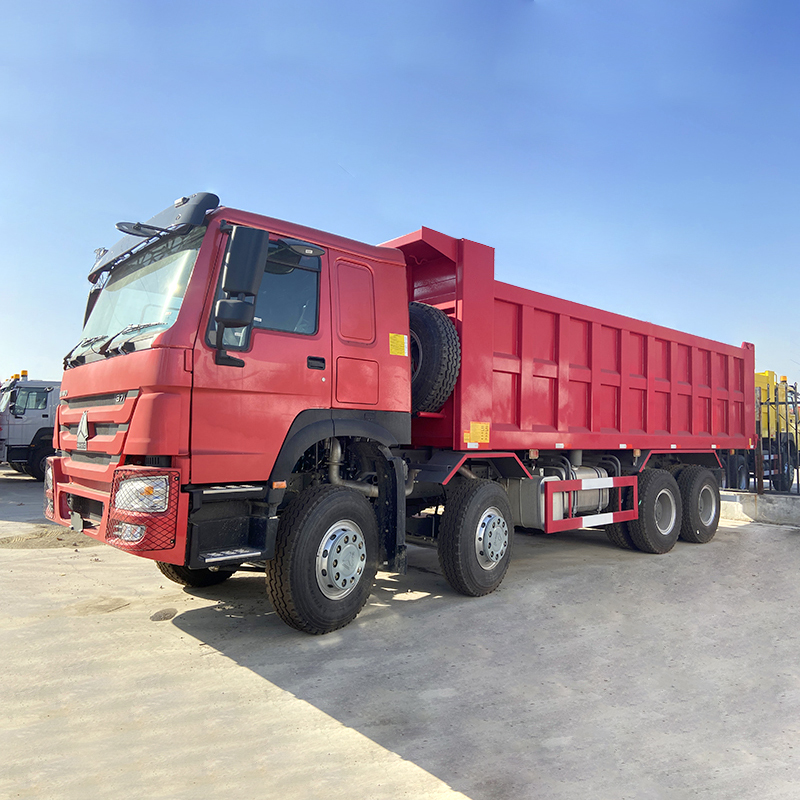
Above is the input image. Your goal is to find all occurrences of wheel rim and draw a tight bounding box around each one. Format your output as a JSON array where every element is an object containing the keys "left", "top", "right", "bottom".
[
  {"left": 316, "top": 520, "right": 367, "bottom": 600},
  {"left": 698, "top": 484, "right": 716, "bottom": 527},
  {"left": 737, "top": 466, "right": 748, "bottom": 490},
  {"left": 474, "top": 507, "right": 509, "bottom": 570},
  {"left": 653, "top": 489, "right": 677, "bottom": 535}
]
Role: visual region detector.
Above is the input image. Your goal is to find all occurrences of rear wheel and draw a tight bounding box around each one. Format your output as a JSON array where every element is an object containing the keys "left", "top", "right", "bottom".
[
  {"left": 438, "top": 480, "right": 513, "bottom": 596},
  {"left": 771, "top": 444, "right": 795, "bottom": 492},
  {"left": 265, "top": 485, "right": 379, "bottom": 634},
  {"left": 627, "top": 469, "right": 682, "bottom": 554},
  {"left": 604, "top": 521, "right": 636, "bottom": 549},
  {"left": 728, "top": 454, "right": 749, "bottom": 491},
  {"left": 677, "top": 466, "right": 720, "bottom": 544},
  {"left": 603, "top": 483, "right": 635, "bottom": 550},
  {"left": 156, "top": 562, "right": 234, "bottom": 587}
]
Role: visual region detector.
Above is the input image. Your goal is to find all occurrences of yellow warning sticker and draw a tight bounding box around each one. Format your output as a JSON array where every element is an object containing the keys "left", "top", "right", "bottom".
[
  {"left": 463, "top": 422, "right": 490, "bottom": 444},
  {"left": 389, "top": 333, "right": 408, "bottom": 357}
]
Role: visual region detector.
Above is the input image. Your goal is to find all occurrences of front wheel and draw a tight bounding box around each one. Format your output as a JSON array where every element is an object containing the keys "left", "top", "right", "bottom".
[
  {"left": 156, "top": 562, "right": 234, "bottom": 587},
  {"left": 28, "top": 446, "right": 53, "bottom": 482},
  {"left": 265, "top": 485, "right": 379, "bottom": 634},
  {"left": 438, "top": 479, "right": 513, "bottom": 596}
]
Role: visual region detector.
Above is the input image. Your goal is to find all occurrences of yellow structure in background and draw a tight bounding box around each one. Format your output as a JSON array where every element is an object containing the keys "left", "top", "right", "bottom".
[{"left": 755, "top": 370, "right": 798, "bottom": 441}]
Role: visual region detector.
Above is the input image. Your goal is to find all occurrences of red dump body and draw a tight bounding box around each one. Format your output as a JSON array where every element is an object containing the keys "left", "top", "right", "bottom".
[{"left": 386, "top": 227, "right": 756, "bottom": 455}]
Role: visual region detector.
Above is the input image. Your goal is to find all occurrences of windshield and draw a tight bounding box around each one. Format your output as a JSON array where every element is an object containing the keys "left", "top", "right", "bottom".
[
  {"left": 70, "top": 226, "right": 206, "bottom": 362},
  {"left": 0, "top": 390, "right": 11, "bottom": 414}
]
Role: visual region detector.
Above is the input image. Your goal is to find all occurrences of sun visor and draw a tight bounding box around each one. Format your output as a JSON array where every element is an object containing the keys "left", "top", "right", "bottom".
[{"left": 88, "top": 192, "right": 220, "bottom": 282}]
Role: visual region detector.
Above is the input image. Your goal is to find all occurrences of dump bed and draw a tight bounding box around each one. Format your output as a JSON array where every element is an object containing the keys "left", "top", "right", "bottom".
[{"left": 385, "top": 228, "right": 755, "bottom": 454}]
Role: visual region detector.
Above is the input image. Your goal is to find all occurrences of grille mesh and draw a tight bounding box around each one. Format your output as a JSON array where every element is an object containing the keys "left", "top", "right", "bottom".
[{"left": 106, "top": 468, "right": 180, "bottom": 552}]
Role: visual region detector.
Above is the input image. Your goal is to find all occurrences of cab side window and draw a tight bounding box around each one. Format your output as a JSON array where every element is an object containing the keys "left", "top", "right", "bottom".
[
  {"left": 11, "top": 389, "right": 47, "bottom": 414},
  {"left": 210, "top": 236, "right": 322, "bottom": 350},
  {"left": 253, "top": 243, "right": 320, "bottom": 335}
]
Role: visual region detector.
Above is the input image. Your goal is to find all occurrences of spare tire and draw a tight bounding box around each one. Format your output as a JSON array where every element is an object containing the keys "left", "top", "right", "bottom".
[{"left": 409, "top": 302, "right": 461, "bottom": 413}]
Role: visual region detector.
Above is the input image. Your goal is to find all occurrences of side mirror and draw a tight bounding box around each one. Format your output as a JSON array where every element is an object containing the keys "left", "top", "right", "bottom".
[
  {"left": 222, "top": 226, "right": 270, "bottom": 296},
  {"left": 7, "top": 391, "right": 20, "bottom": 417},
  {"left": 214, "top": 298, "right": 255, "bottom": 329},
  {"left": 213, "top": 225, "right": 270, "bottom": 367}
]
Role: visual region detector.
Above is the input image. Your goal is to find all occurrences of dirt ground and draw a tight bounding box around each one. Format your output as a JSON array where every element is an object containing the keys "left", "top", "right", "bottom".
[{"left": 3, "top": 464, "right": 800, "bottom": 800}]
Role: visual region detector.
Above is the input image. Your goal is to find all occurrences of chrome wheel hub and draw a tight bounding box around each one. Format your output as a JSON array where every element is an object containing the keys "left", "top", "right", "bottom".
[
  {"left": 698, "top": 484, "right": 716, "bottom": 527},
  {"left": 316, "top": 520, "right": 366, "bottom": 600},
  {"left": 654, "top": 489, "right": 677, "bottom": 535},
  {"left": 475, "top": 507, "right": 509, "bottom": 570}
]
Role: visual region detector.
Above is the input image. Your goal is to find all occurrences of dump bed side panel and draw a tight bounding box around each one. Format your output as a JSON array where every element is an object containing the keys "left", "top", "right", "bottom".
[
  {"left": 390, "top": 228, "right": 755, "bottom": 453},
  {"left": 485, "top": 280, "right": 755, "bottom": 452}
]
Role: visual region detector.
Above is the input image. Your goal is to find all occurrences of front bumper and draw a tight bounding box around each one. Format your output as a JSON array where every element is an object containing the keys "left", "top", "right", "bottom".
[{"left": 46, "top": 456, "right": 189, "bottom": 564}]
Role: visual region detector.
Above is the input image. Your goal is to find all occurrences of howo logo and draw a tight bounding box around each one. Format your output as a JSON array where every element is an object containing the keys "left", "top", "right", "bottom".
[{"left": 76, "top": 411, "right": 90, "bottom": 451}]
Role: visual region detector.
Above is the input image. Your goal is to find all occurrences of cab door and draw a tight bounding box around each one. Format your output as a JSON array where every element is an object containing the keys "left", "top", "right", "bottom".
[
  {"left": 8, "top": 387, "right": 51, "bottom": 451},
  {"left": 191, "top": 230, "right": 332, "bottom": 484}
]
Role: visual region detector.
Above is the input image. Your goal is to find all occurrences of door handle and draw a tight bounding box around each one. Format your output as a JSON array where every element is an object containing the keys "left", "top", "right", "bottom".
[{"left": 307, "top": 356, "right": 326, "bottom": 370}]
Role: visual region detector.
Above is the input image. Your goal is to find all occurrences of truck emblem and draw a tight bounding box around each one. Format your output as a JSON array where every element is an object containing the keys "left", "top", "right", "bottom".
[{"left": 76, "top": 411, "right": 90, "bottom": 451}]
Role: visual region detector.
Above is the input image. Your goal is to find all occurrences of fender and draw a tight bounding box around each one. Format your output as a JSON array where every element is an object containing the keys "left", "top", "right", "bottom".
[
  {"left": 268, "top": 408, "right": 411, "bottom": 494},
  {"left": 266, "top": 409, "right": 411, "bottom": 573},
  {"left": 31, "top": 427, "right": 55, "bottom": 447}
]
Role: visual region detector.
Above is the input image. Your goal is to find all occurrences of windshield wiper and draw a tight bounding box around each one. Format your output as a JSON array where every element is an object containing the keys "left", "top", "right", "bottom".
[
  {"left": 63, "top": 335, "right": 108, "bottom": 369},
  {"left": 97, "top": 322, "right": 168, "bottom": 356}
]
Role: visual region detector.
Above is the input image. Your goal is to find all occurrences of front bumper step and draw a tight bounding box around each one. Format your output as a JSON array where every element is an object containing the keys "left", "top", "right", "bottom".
[{"left": 200, "top": 547, "right": 264, "bottom": 564}]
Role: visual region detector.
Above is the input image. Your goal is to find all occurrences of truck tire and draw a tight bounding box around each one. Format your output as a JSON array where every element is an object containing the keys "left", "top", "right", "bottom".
[
  {"left": 438, "top": 479, "right": 513, "bottom": 596},
  {"left": 604, "top": 521, "right": 636, "bottom": 550},
  {"left": 727, "top": 454, "right": 748, "bottom": 491},
  {"left": 770, "top": 443, "right": 795, "bottom": 492},
  {"left": 668, "top": 464, "right": 686, "bottom": 481},
  {"left": 156, "top": 562, "right": 234, "bottom": 587},
  {"left": 627, "top": 469, "right": 682, "bottom": 554},
  {"left": 603, "top": 483, "right": 635, "bottom": 550},
  {"left": 409, "top": 301, "right": 461, "bottom": 413},
  {"left": 265, "top": 485, "right": 379, "bottom": 634},
  {"left": 28, "top": 446, "right": 53, "bottom": 482},
  {"left": 677, "top": 466, "right": 720, "bottom": 544}
]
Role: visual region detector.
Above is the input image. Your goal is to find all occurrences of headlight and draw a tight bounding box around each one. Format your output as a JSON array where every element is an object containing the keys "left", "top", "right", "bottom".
[
  {"left": 114, "top": 476, "right": 169, "bottom": 513},
  {"left": 44, "top": 460, "right": 53, "bottom": 492}
]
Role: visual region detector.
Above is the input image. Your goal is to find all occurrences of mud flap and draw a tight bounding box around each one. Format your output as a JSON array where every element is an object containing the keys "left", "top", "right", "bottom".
[{"left": 384, "top": 455, "right": 407, "bottom": 574}]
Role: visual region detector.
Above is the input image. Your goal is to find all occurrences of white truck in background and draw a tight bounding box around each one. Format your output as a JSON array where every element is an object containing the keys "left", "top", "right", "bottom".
[{"left": 0, "top": 371, "right": 60, "bottom": 481}]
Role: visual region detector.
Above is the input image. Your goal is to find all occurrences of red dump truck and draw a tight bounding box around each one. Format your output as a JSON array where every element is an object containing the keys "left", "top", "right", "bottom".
[{"left": 47, "top": 193, "right": 755, "bottom": 633}]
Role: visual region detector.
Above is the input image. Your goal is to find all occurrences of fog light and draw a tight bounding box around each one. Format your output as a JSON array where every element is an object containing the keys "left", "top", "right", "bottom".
[
  {"left": 43, "top": 460, "right": 55, "bottom": 520},
  {"left": 113, "top": 522, "right": 146, "bottom": 543}
]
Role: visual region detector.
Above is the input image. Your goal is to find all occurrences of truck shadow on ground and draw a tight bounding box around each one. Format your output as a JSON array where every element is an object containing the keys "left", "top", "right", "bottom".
[{"left": 169, "top": 527, "right": 661, "bottom": 800}]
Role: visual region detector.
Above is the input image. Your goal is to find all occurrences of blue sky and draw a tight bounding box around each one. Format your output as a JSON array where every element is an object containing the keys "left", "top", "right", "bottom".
[{"left": 2, "top": 0, "right": 800, "bottom": 383}]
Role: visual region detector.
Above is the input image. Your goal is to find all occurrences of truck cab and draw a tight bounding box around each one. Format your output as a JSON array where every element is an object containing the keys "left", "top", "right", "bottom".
[{"left": 0, "top": 373, "right": 60, "bottom": 480}]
